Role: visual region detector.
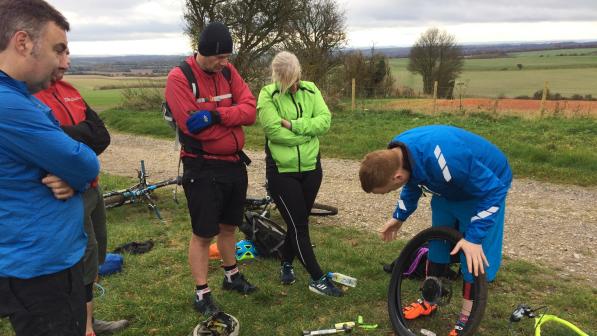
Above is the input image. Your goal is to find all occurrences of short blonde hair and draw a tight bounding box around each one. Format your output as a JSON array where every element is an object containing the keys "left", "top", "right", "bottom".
[
  {"left": 359, "top": 149, "right": 403, "bottom": 193},
  {"left": 271, "top": 51, "right": 301, "bottom": 94}
]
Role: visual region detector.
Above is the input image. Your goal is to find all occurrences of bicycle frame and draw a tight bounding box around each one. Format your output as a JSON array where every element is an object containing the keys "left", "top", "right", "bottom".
[
  {"left": 103, "top": 160, "right": 180, "bottom": 220},
  {"left": 533, "top": 314, "right": 588, "bottom": 336},
  {"left": 510, "top": 304, "right": 588, "bottom": 336}
]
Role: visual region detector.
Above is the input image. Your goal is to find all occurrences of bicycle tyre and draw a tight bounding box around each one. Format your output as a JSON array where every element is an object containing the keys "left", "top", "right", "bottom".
[
  {"left": 388, "top": 227, "right": 488, "bottom": 336},
  {"left": 103, "top": 193, "right": 126, "bottom": 208},
  {"left": 310, "top": 202, "right": 338, "bottom": 216}
]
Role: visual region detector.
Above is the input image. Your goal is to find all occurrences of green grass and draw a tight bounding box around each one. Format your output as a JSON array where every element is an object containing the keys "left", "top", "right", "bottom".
[
  {"left": 64, "top": 75, "right": 167, "bottom": 111},
  {"left": 101, "top": 108, "right": 597, "bottom": 186},
  {"left": 389, "top": 48, "right": 597, "bottom": 98},
  {"left": 2, "top": 175, "right": 594, "bottom": 335}
]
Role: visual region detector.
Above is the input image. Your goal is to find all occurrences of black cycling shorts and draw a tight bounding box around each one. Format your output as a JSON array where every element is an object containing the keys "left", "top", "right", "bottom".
[{"left": 182, "top": 157, "right": 248, "bottom": 238}]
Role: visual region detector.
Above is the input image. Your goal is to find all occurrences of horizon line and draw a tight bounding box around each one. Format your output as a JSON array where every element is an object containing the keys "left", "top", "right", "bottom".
[{"left": 69, "top": 39, "right": 597, "bottom": 58}]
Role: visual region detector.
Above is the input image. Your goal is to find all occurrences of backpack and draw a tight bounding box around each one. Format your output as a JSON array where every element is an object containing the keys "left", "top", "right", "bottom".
[
  {"left": 239, "top": 212, "right": 286, "bottom": 259},
  {"left": 98, "top": 253, "right": 124, "bottom": 276},
  {"left": 162, "top": 61, "right": 232, "bottom": 130}
]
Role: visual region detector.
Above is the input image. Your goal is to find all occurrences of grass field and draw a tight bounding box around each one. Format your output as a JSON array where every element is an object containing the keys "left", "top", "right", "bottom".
[
  {"left": 1, "top": 175, "right": 595, "bottom": 336},
  {"left": 64, "top": 75, "right": 166, "bottom": 111},
  {"left": 389, "top": 48, "right": 597, "bottom": 98},
  {"left": 62, "top": 47, "right": 597, "bottom": 109}
]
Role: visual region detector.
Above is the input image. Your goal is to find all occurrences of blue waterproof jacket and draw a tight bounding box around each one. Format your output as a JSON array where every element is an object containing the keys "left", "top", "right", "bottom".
[
  {"left": 0, "top": 71, "right": 100, "bottom": 279},
  {"left": 390, "top": 125, "right": 512, "bottom": 244}
]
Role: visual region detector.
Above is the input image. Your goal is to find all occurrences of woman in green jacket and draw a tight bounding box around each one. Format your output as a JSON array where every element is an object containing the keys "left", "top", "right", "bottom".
[{"left": 257, "top": 51, "right": 340, "bottom": 297}]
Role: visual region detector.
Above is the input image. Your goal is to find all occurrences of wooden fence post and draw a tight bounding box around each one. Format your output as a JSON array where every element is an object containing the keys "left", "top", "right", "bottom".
[
  {"left": 540, "top": 81, "right": 549, "bottom": 115},
  {"left": 433, "top": 81, "right": 438, "bottom": 114},
  {"left": 351, "top": 78, "right": 356, "bottom": 112}
]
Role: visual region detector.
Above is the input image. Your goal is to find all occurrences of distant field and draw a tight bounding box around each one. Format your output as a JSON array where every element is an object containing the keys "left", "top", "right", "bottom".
[
  {"left": 67, "top": 47, "right": 597, "bottom": 108},
  {"left": 389, "top": 48, "right": 597, "bottom": 98},
  {"left": 65, "top": 75, "right": 166, "bottom": 111}
]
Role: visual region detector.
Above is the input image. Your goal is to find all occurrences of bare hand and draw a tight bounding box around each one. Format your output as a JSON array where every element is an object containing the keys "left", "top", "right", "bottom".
[
  {"left": 281, "top": 119, "right": 292, "bottom": 130},
  {"left": 42, "top": 174, "right": 75, "bottom": 200},
  {"left": 379, "top": 218, "right": 403, "bottom": 242},
  {"left": 450, "top": 239, "right": 489, "bottom": 277}
]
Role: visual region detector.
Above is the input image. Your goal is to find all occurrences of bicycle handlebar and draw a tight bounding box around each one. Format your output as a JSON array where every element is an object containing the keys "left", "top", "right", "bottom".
[
  {"left": 510, "top": 304, "right": 547, "bottom": 322},
  {"left": 245, "top": 196, "right": 272, "bottom": 207}
]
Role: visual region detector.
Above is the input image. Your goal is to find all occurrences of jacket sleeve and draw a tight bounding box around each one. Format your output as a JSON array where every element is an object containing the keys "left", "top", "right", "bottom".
[
  {"left": 216, "top": 65, "right": 256, "bottom": 127},
  {"left": 290, "top": 86, "right": 331, "bottom": 137},
  {"left": 456, "top": 158, "right": 510, "bottom": 244},
  {"left": 0, "top": 106, "right": 99, "bottom": 192},
  {"left": 257, "top": 87, "right": 312, "bottom": 146},
  {"left": 60, "top": 102, "right": 110, "bottom": 155},
  {"left": 393, "top": 182, "right": 423, "bottom": 221}
]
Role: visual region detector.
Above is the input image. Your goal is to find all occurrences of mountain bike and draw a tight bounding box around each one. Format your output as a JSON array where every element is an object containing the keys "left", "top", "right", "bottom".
[
  {"left": 387, "top": 227, "right": 488, "bottom": 336},
  {"left": 508, "top": 304, "right": 589, "bottom": 336},
  {"left": 103, "top": 160, "right": 180, "bottom": 220},
  {"left": 246, "top": 183, "right": 338, "bottom": 218}
]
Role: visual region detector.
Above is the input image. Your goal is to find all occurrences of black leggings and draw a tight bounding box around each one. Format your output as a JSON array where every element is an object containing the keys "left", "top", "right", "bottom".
[{"left": 267, "top": 167, "right": 324, "bottom": 280}]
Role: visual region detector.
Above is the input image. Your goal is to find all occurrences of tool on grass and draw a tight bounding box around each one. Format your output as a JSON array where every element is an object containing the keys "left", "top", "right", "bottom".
[
  {"left": 357, "top": 315, "right": 378, "bottom": 330},
  {"left": 302, "top": 324, "right": 353, "bottom": 335}
]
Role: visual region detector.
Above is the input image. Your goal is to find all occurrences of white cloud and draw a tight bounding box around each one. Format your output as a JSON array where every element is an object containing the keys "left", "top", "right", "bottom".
[
  {"left": 338, "top": 0, "right": 597, "bottom": 27},
  {"left": 53, "top": 0, "right": 186, "bottom": 41},
  {"left": 347, "top": 21, "right": 597, "bottom": 48},
  {"left": 48, "top": 0, "right": 597, "bottom": 55}
]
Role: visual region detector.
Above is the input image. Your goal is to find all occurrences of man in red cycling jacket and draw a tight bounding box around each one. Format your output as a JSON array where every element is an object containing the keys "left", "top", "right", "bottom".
[
  {"left": 164, "top": 22, "right": 257, "bottom": 316},
  {"left": 35, "top": 52, "right": 129, "bottom": 336}
]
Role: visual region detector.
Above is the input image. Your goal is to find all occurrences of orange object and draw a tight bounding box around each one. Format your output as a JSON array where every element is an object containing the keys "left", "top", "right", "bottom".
[
  {"left": 402, "top": 299, "right": 437, "bottom": 320},
  {"left": 209, "top": 243, "right": 221, "bottom": 260}
]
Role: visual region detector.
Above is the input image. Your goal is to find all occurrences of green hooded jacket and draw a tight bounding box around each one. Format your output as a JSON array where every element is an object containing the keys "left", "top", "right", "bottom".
[{"left": 257, "top": 81, "right": 331, "bottom": 173}]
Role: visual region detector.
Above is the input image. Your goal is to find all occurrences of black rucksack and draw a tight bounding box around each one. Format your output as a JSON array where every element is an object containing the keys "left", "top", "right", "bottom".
[
  {"left": 162, "top": 61, "right": 232, "bottom": 130},
  {"left": 239, "top": 212, "right": 286, "bottom": 259}
]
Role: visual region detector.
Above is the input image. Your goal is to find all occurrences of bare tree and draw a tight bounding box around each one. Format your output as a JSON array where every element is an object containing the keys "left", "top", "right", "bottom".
[
  {"left": 283, "top": 0, "right": 347, "bottom": 86},
  {"left": 183, "top": 0, "right": 300, "bottom": 83},
  {"left": 341, "top": 49, "right": 395, "bottom": 98},
  {"left": 408, "top": 28, "right": 463, "bottom": 97}
]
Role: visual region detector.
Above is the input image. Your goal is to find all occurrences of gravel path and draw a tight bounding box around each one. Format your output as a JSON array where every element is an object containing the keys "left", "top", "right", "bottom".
[{"left": 100, "top": 132, "right": 597, "bottom": 284}]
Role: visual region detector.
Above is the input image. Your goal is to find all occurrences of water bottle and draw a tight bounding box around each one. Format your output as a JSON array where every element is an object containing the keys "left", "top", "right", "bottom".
[{"left": 327, "top": 272, "right": 357, "bottom": 287}]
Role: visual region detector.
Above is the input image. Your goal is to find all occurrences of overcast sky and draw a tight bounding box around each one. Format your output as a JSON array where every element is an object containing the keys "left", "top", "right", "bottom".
[{"left": 49, "top": 0, "right": 597, "bottom": 56}]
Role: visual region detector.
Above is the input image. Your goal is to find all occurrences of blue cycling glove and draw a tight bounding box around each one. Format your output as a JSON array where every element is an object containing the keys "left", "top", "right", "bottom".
[{"left": 186, "top": 110, "right": 221, "bottom": 134}]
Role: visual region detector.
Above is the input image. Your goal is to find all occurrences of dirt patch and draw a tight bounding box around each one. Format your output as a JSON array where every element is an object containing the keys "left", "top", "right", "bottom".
[
  {"left": 381, "top": 98, "right": 597, "bottom": 118},
  {"left": 100, "top": 132, "right": 597, "bottom": 284}
]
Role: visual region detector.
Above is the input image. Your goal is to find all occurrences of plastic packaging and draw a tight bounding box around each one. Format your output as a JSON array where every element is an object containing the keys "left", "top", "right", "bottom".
[
  {"left": 334, "top": 322, "right": 355, "bottom": 330},
  {"left": 327, "top": 272, "right": 357, "bottom": 287}
]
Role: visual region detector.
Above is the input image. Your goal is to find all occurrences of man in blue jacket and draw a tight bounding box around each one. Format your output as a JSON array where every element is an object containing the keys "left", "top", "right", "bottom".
[
  {"left": 359, "top": 125, "right": 512, "bottom": 336},
  {"left": 0, "top": 1, "right": 100, "bottom": 335}
]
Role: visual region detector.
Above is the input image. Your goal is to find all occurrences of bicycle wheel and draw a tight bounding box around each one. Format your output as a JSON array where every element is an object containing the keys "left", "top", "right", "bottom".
[
  {"left": 310, "top": 202, "right": 338, "bottom": 216},
  {"left": 388, "top": 227, "right": 488, "bottom": 336},
  {"left": 103, "top": 193, "right": 126, "bottom": 208}
]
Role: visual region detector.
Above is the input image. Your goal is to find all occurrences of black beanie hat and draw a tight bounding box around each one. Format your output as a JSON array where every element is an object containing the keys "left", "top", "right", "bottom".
[{"left": 198, "top": 22, "right": 233, "bottom": 56}]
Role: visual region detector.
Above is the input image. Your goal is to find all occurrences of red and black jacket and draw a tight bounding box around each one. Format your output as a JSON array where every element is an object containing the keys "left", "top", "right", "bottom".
[
  {"left": 35, "top": 80, "right": 110, "bottom": 156},
  {"left": 164, "top": 55, "right": 256, "bottom": 162}
]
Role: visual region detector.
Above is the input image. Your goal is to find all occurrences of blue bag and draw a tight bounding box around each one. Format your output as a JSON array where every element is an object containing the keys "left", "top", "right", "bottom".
[{"left": 98, "top": 253, "right": 123, "bottom": 276}]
